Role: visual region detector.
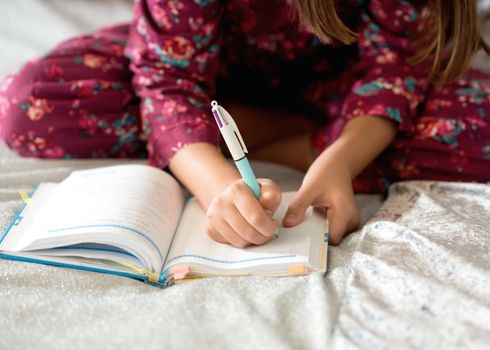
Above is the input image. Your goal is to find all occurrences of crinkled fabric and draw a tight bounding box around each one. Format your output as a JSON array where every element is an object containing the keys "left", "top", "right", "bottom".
[{"left": 1, "top": 159, "right": 489, "bottom": 349}]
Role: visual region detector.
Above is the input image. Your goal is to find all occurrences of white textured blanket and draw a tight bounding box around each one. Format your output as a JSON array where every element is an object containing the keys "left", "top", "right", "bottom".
[{"left": 1, "top": 159, "right": 489, "bottom": 349}]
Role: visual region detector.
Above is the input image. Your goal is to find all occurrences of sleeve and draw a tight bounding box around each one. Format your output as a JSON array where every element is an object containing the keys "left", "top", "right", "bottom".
[
  {"left": 125, "top": 0, "right": 222, "bottom": 168},
  {"left": 341, "top": 0, "right": 431, "bottom": 133}
]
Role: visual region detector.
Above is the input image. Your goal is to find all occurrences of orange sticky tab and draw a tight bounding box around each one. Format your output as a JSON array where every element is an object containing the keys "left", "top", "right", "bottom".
[
  {"left": 287, "top": 266, "right": 308, "bottom": 276},
  {"left": 172, "top": 266, "right": 190, "bottom": 280}
]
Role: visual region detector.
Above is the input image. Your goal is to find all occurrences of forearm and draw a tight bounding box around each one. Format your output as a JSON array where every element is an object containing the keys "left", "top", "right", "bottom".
[
  {"left": 318, "top": 116, "right": 397, "bottom": 179},
  {"left": 169, "top": 143, "right": 241, "bottom": 209}
]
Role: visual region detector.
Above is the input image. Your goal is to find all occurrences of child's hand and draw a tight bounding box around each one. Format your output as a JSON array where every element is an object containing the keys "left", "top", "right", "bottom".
[
  {"left": 206, "top": 178, "right": 281, "bottom": 248},
  {"left": 282, "top": 158, "right": 360, "bottom": 245},
  {"left": 280, "top": 115, "right": 398, "bottom": 244}
]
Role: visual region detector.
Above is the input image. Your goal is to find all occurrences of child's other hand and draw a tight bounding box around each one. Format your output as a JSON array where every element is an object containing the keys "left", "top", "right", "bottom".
[
  {"left": 282, "top": 160, "right": 360, "bottom": 245},
  {"left": 206, "top": 178, "right": 281, "bottom": 248}
]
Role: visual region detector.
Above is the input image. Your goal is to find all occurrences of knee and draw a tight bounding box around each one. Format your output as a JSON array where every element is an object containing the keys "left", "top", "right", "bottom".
[{"left": 0, "top": 60, "right": 54, "bottom": 156}]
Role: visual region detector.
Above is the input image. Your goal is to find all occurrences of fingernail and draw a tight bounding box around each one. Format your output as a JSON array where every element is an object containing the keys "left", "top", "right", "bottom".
[
  {"left": 265, "top": 210, "right": 273, "bottom": 218},
  {"left": 284, "top": 213, "right": 296, "bottom": 224}
]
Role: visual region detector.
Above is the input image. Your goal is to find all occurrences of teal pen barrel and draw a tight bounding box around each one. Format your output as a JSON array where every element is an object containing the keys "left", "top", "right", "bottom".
[{"left": 235, "top": 157, "right": 261, "bottom": 199}]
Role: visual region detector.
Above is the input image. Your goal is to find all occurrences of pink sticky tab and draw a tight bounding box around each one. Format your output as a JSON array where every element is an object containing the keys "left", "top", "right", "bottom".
[{"left": 172, "top": 266, "right": 190, "bottom": 280}]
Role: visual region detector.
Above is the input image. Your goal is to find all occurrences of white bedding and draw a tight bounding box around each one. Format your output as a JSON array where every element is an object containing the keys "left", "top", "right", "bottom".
[
  {"left": 1, "top": 160, "right": 489, "bottom": 349},
  {"left": 0, "top": 1, "right": 489, "bottom": 349},
  {"left": 0, "top": 159, "right": 384, "bottom": 350}
]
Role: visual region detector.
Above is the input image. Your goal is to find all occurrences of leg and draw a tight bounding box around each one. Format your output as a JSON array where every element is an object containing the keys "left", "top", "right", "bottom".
[
  {"left": 214, "top": 34, "right": 344, "bottom": 170},
  {"left": 223, "top": 103, "right": 315, "bottom": 171},
  {"left": 249, "top": 132, "right": 313, "bottom": 172},
  {"left": 225, "top": 103, "right": 315, "bottom": 151},
  {"left": 0, "top": 24, "right": 146, "bottom": 159},
  {"left": 354, "top": 69, "right": 490, "bottom": 193}
]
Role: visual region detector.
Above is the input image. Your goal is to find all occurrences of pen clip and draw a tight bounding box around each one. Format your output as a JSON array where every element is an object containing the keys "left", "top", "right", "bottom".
[{"left": 211, "top": 101, "right": 248, "bottom": 154}]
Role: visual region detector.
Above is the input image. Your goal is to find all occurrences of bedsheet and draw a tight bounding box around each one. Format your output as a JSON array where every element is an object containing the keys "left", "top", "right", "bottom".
[{"left": 1, "top": 159, "right": 489, "bottom": 349}]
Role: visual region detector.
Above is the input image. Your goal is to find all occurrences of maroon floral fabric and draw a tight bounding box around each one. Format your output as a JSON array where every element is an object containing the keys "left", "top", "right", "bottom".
[{"left": 0, "top": 0, "right": 489, "bottom": 192}]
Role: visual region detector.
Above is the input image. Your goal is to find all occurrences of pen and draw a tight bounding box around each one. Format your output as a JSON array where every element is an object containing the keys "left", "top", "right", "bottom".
[
  {"left": 210, "top": 100, "right": 261, "bottom": 199},
  {"left": 211, "top": 101, "right": 279, "bottom": 239}
]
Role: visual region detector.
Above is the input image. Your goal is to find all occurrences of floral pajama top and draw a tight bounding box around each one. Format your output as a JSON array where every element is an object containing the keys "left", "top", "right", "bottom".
[{"left": 0, "top": 0, "right": 489, "bottom": 192}]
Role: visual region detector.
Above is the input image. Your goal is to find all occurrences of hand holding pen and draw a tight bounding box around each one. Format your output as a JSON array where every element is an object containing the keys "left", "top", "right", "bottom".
[{"left": 205, "top": 101, "right": 281, "bottom": 248}]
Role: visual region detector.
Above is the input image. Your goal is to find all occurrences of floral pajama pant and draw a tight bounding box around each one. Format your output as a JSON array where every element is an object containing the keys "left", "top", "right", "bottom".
[{"left": 0, "top": 25, "right": 489, "bottom": 193}]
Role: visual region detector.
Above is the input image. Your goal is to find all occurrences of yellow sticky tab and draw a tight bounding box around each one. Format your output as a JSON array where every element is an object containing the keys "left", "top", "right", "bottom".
[
  {"left": 172, "top": 266, "right": 190, "bottom": 280},
  {"left": 18, "top": 190, "right": 34, "bottom": 206},
  {"left": 114, "top": 260, "right": 158, "bottom": 283},
  {"left": 287, "top": 266, "right": 308, "bottom": 276},
  {"left": 147, "top": 273, "right": 159, "bottom": 283}
]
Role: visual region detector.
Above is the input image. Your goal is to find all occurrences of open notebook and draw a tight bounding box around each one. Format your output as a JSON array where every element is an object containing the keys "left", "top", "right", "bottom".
[{"left": 0, "top": 165, "right": 328, "bottom": 287}]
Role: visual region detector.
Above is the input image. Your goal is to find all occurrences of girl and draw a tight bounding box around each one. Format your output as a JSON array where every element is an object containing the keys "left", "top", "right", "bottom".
[{"left": 0, "top": 0, "right": 488, "bottom": 247}]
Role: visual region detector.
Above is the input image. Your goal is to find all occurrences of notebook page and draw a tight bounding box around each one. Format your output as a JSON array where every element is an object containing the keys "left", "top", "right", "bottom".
[
  {"left": 0, "top": 183, "right": 55, "bottom": 251},
  {"left": 7, "top": 165, "right": 185, "bottom": 272},
  {"left": 164, "top": 192, "right": 325, "bottom": 271}
]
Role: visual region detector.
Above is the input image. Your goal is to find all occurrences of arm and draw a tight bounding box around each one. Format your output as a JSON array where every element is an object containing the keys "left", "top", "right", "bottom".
[
  {"left": 168, "top": 143, "right": 240, "bottom": 210},
  {"left": 284, "top": 0, "right": 430, "bottom": 244},
  {"left": 125, "top": 0, "right": 223, "bottom": 169},
  {"left": 169, "top": 143, "right": 281, "bottom": 248},
  {"left": 341, "top": 0, "right": 430, "bottom": 132},
  {"left": 125, "top": 1, "right": 279, "bottom": 247},
  {"left": 321, "top": 115, "right": 397, "bottom": 180},
  {"left": 284, "top": 116, "right": 396, "bottom": 245}
]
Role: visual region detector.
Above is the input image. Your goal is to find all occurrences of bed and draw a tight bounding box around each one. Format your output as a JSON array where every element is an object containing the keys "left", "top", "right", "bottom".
[{"left": 1, "top": 1, "right": 489, "bottom": 349}]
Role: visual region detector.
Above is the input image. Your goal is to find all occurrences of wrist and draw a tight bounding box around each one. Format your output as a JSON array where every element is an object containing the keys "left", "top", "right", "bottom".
[
  {"left": 316, "top": 115, "right": 397, "bottom": 179},
  {"left": 169, "top": 143, "right": 241, "bottom": 209},
  {"left": 302, "top": 148, "right": 352, "bottom": 199},
  {"left": 311, "top": 141, "right": 355, "bottom": 180}
]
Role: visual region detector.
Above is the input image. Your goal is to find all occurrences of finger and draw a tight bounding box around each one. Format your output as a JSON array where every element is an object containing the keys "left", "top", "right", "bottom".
[
  {"left": 233, "top": 182, "right": 277, "bottom": 237},
  {"left": 326, "top": 207, "right": 349, "bottom": 246},
  {"left": 224, "top": 203, "right": 275, "bottom": 245},
  {"left": 283, "top": 186, "right": 316, "bottom": 227},
  {"left": 257, "top": 178, "right": 281, "bottom": 215},
  {"left": 206, "top": 226, "right": 227, "bottom": 244},
  {"left": 207, "top": 217, "right": 251, "bottom": 248},
  {"left": 205, "top": 213, "right": 229, "bottom": 244}
]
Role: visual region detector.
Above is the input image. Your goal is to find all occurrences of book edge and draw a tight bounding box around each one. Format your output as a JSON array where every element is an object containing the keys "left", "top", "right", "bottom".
[
  {"left": 0, "top": 252, "right": 149, "bottom": 283},
  {"left": 0, "top": 184, "right": 41, "bottom": 246}
]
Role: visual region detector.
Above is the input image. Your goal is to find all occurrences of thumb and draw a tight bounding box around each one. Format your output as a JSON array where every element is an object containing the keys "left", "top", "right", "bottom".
[
  {"left": 326, "top": 207, "right": 348, "bottom": 246},
  {"left": 257, "top": 178, "right": 281, "bottom": 215},
  {"left": 283, "top": 188, "right": 315, "bottom": 227}
]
